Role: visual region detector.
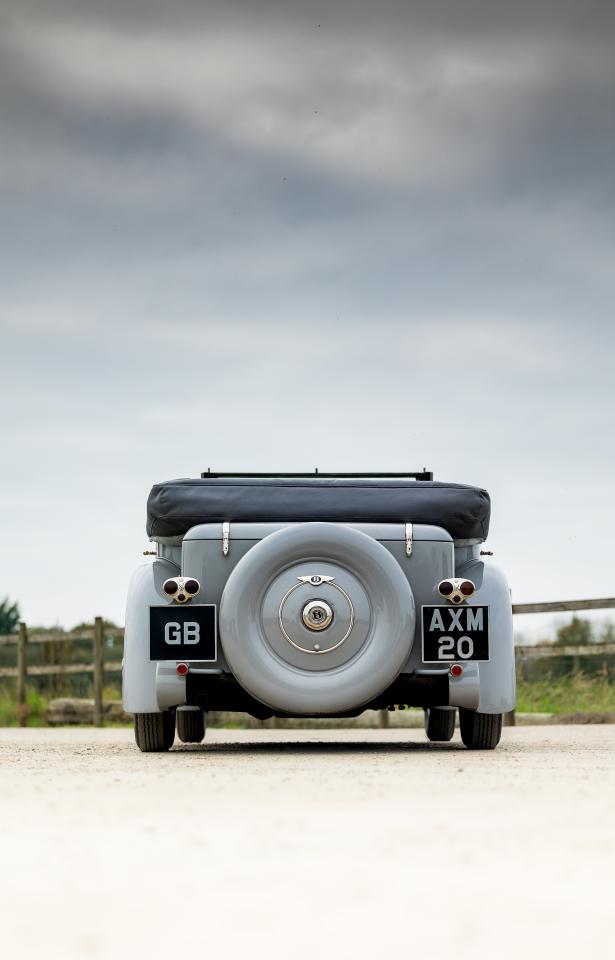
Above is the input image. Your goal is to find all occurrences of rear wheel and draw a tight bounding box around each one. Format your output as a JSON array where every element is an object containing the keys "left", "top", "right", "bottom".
[
  {"left": 459, "top": 708, "right": 502, "bottom": 750},
  {"left": 176, "top": 707, "right": 206, "bottom": 744},
  {"left": 424, "top": 707, "right": 456, "bottom": 742},
  {"left": 134, "top": 711, "right": 175, "bottom": 752}
]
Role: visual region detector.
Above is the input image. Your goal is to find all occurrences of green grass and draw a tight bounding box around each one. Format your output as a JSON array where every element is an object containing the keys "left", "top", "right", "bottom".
[
  {"left": 0, "top": 689, "right": 49, "bottom": 727},
  {"left": 516, "top": 672, "right": 615, "bottom": 714}
]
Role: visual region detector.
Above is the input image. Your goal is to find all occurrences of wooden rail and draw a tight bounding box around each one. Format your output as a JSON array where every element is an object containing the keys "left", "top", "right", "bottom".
[
  {"left": 0, "top": 628, "right": 124, "bottom": 647},
  {"left": 0, "top": 661, "right": 123, "bottom": 678},
  {"left": 516, "top": 642, "right": 615, "bottom": 658},
  {"left": 512, "top": 598, "right": 615, "bottom": 615}
]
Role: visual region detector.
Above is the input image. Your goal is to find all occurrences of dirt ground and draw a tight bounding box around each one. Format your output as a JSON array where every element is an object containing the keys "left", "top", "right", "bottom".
[{"left": 1, "top": 725, "right": 613, "bottom": 960}]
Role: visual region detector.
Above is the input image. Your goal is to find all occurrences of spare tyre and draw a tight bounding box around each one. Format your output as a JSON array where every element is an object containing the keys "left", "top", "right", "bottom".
[{"left": 219, "top": 522, "right": 415, "bottom": 714}]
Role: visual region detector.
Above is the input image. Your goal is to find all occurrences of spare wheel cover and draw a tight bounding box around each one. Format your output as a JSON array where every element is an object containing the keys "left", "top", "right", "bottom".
[{"left": 219, "top": 522, "right": 415, "bottom": 714}]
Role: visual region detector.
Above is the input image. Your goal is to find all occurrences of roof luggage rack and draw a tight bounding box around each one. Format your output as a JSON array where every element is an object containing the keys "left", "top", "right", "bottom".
[{"left": 201, "top": 469, "right": 434, "bottom": 480}]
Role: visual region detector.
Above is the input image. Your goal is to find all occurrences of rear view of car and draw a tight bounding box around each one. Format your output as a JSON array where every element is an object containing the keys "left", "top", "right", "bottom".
[{"left": 123, "top": 472, "right": 514, "bottom": 751}]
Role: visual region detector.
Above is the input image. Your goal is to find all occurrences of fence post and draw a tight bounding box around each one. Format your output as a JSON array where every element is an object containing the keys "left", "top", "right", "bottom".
[
  {"left": 93, "top": 617, "right": 104, "bottom": 727},
  {"left": 17, "top": 622, "right": 28, "bottom": 726},
  {"left": 504, "top": 652, "right": 520, "bottom": 726},
  {"left": 378, "top": 709, "right": 389, "bottom": 728}
]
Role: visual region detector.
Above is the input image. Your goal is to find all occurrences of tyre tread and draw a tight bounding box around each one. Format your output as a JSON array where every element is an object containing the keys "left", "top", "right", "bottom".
[
  {"left": 424, "top": 707, "right": 456, "bottom": 742},
  {"left": 459, "top": 708, "right": 502, "bottom": 750},
  {"left": 176, "top": 709, "right": 206, "bottom": 744},
  {"left": 134, "top": 712, "right": 175, "bottom": 752}
]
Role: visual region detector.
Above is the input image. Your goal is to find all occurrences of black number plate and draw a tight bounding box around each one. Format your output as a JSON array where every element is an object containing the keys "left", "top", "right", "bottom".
[
  {"left": 421, "top": 605, "right": 489, "bottom": 663},
  {"left": 149, "top": 605, "right": 217, "bottom": 661}
]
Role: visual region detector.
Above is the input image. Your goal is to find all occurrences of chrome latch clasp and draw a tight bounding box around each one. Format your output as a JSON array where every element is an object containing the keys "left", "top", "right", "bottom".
[{"left": 405, "top": 522, "right": 413, "bottom": 557}]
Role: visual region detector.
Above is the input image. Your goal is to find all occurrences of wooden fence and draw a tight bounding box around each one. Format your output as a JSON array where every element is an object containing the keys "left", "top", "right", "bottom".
[
  {"left": 0, "top": 618, "right": 123, "bottom": 726},
  {"left": 1, "top": 598, "right": 614, "bottom": 727}
]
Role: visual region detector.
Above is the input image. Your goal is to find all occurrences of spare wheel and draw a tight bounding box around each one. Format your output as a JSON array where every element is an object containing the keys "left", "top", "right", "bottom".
[{"left": 219, "top": 522, "right": 415, "bottom": 714}]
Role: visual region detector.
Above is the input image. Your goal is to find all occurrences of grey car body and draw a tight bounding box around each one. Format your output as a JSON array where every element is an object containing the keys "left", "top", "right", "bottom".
[{"left": 123, "top": 474, "right": 514, "bottom": 750}]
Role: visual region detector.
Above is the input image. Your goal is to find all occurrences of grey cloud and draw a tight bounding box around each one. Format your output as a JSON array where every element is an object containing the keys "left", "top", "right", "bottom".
[
  {"left": 1, "top": 1, "right": 614, "bottom": 625},
  {"left": 4, "top": 3, "right": 615, "bottom": 195}
]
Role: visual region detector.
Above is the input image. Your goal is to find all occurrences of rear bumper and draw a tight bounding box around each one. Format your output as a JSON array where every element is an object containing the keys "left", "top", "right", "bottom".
[{"left": 181, "top": 669, "right": 453, "bottom": 720}]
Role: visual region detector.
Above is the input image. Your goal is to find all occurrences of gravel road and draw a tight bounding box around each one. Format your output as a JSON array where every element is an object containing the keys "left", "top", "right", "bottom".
[{"left": 1, "top": 725, "right": 613, "bottom": 960}]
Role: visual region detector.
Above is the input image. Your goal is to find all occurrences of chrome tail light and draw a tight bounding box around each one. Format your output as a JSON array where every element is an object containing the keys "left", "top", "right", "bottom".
[
  {"left": 437, "top": 578, "right": 476, "bottom": 604},
  {"left": 162, "top": 576, "right": 201, "bottom": 604}
]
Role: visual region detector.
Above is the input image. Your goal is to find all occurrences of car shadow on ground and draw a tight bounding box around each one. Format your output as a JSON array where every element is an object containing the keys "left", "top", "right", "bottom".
[{"left": 171, "top": 738, "right": 467, "bottom": 755}]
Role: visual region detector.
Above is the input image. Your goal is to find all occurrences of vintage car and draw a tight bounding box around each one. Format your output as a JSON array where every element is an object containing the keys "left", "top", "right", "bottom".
[{"left": 122, "top": 472, "right": 514, "bottom": 751}]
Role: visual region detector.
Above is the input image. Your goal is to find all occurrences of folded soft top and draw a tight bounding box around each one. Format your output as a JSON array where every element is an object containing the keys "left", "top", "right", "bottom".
[{"left": 146, "top": 477, "right": 491, "bottom": 541}]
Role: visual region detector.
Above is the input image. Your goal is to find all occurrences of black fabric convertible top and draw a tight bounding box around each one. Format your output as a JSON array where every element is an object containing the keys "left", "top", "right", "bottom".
[{"left": 146, "top": 477, "right": 491, "bottom": 540}]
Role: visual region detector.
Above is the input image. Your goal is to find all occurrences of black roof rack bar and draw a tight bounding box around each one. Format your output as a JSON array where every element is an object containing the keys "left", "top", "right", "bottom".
[{"left": 201, "top": 470, "right": 434, "bottom": 481}]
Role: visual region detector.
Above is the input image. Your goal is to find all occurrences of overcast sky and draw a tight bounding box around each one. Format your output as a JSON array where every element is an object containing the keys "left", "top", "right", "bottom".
[{"left": 1, "top": 1, "right": 614, "bottom": 634}]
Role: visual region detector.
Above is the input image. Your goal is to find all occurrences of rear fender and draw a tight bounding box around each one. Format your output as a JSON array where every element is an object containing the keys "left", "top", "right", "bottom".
[
  {"left": 455, "top": 556, "right": 515, "bottom": 713},
  {"left": 122, "top": 559, "right": 187, "bottom": 713}
]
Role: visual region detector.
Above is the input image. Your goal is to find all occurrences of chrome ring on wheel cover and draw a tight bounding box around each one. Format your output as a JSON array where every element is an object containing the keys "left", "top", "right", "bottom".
[{"left": 278, "top": 580, "right": 354, "bottom": 654}]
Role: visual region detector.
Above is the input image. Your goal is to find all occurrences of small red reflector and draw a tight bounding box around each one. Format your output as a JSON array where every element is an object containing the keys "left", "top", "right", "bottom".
[
  {"left": 176, "top": 662, "right": 189, "bottom": 677},
  {"left": 450, "top": 664, "right": 464, "bottom": 678}
]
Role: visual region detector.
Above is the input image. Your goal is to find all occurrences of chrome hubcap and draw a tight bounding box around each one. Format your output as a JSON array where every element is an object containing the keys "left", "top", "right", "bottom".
[{"left": 302, "top": 599, "right": 333, "bottom": 631}]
